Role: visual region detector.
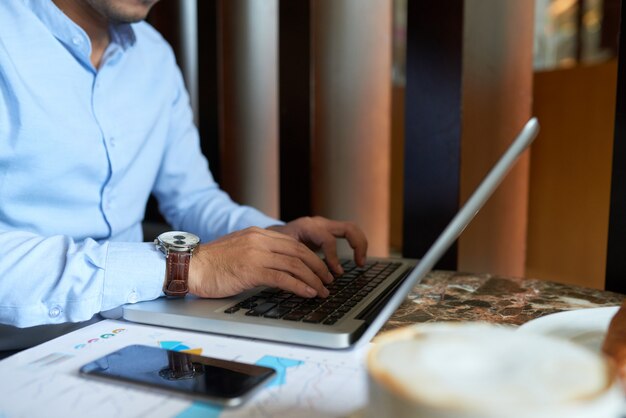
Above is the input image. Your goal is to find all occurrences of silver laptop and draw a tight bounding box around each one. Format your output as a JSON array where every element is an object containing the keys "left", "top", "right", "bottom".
[{"left": 123, "top": 118, "right": 539, "bottom": 349}]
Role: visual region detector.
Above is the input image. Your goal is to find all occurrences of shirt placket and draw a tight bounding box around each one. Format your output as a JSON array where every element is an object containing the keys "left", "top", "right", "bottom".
[{"left": 92, "top": 45, "right": 125, "bottom": 237}]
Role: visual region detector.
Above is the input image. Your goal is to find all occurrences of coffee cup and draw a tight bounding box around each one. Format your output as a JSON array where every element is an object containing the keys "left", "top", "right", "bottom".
[{"left": 366, "top": 322, "right": 624, "bottom": 418}]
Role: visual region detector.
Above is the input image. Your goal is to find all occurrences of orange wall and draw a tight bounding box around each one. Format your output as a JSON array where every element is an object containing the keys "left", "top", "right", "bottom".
[{"left": 526, "top": 60, "right": 617, "bottom": 289}]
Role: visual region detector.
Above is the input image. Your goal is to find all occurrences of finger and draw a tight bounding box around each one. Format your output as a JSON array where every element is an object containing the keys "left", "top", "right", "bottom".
[
  {"left": 259, "top": 270, "right": 320, "bottom": 298},
  {"left": 262, "top": 253, "right": 330, "bottom": 298},
  {"left": 326, "top": 220, "right": 368, "bottom": 266},
  {"left": 260, "top": 231, "right": 335, "bottom": 285},
  {"left": 307, "top": 228, "right": 343, "bottom": 276},
  {"left": 262, "top": 219, "right": 341, "bottom": 271},
  {"left": 281, "top": 217, "right": 344, "bottom": 275},
  {"left": 237, "top": 227, "right": 334, "bottom": 284}
]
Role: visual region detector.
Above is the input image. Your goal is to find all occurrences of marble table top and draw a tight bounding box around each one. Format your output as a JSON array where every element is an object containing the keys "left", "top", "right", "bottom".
[{"left": 381, "top": 270, "right": 625, "bottom": 334}]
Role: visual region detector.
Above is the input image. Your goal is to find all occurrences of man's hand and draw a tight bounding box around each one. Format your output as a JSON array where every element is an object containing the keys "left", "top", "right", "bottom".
[
  {"left": 267, "top": 216, "right": 368, "bottom": 276},
  {"left": 188, "top": 227, "right": 335, "bottom": 299},
  {"left": 187, "top": 217, "right": 367, "bottom": 300}
]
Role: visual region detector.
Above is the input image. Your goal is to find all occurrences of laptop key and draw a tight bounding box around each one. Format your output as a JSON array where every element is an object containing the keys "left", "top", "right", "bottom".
[
  {"left": 279, "top": 301, "right": 300, "bottom": 309},
  {"left": 316, "top": 306, "right": 335, "bottom": 314},
  {"left": 298, "top": 306, "right": 315, "bottom": 314},
  {"left": 245, "top": 302, "right": 277, "bottom": 316},
  {"left": 323, "top": 316, "right": 342, "bottom": 325},
  {"left": 283, "top": 312, "right": 306, "bottom": 321},
  {"left": 303, "top": 311, "right": 329, "bottom": 323},
  {"left": 238, "top": 299, "right": 258, "bottom": 309},
  {"left": 264, "top": 306, "right": 292, "bottom": 319}
]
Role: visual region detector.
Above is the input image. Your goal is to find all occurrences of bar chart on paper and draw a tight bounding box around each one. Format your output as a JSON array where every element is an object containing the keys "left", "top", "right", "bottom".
[{"left": 0, "top": 320, "right": 369, "bottom": 418}]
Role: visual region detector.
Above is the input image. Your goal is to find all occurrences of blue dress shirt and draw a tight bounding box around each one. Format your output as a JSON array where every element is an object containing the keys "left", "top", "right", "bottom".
[{"left": 0, "top": 0, "right": 280, "bottom": 329}]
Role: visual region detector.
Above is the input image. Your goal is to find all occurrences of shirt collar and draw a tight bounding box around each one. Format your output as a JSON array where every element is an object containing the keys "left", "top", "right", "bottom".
[
  {"left": 23, "top": 0, "right": 136, "bottom": 62},
  {"left": 110, "top": 22, "right": 136, "bottom": 50}
]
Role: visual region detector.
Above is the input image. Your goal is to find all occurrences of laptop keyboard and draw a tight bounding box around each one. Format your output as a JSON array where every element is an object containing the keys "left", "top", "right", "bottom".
[{"left": 223, "top": 260, "right": 402, "bottom": 325}]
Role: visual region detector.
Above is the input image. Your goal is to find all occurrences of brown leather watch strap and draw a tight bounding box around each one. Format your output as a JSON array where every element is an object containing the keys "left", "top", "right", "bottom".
[{"left": 163, "top": 251, "right": 192, "bottom": 297}]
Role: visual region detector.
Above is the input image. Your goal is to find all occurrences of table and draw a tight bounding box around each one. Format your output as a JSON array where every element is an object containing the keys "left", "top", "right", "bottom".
[
  {"left": 1, "top": 271, "right": 623, "bottom": 418},
  {"left": 383, "top": 270, "right": 624, "bottom": 332}
]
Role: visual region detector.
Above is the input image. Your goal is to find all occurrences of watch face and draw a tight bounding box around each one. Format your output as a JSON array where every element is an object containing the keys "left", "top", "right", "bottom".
[{"left": 158, "top": 231, "right": 200, "bottom": 250}]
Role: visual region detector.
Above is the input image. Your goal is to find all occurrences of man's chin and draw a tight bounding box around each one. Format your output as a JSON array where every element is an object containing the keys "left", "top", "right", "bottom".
[
  {"left": 86, "top": 0, "right": 158, "bottom": 24},
  {"left": 110, "top": 13, "right": 150, "bottom": 24},
  {"left": 106, "top": 7, "right": 152, "bottom": 24}
]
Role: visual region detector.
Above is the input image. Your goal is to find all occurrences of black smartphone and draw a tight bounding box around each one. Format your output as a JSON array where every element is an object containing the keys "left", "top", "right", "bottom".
[{"left": 79, "top": 344, "right": 276, "bottom": 407}]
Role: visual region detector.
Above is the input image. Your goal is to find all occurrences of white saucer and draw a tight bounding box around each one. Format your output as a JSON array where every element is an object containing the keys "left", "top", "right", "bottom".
[{"left": 517, "top": 306, "right": 620, "bottom": 353}]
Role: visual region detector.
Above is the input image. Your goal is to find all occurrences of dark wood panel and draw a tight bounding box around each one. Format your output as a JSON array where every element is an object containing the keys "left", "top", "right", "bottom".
[
  {"left": 605, "top": 0, "right": 626, "bottom": 292},
  {"left": 278, "top": 0, "right": 312, "bottom": 221},
  {"left": 602, "top": 0, "right": 621, "bottom": 55},
  {"left": 147, "top": 1, "right": 182, "bottom": 60},
  {"left": 197, "top": 0, "right": 221, "bottom": 183},
  {"left": 402, "top": 0, "right": 464, "bottom": 269}
]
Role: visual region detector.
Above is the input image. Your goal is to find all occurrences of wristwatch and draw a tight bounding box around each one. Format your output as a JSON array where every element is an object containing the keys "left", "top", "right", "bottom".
[{"left": 154, "top": 231, "right": 200, "bottom": 297}]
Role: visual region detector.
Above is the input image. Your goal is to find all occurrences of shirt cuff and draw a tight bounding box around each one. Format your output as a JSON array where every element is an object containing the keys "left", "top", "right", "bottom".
[{"left": 101, "top": 241, "right": 165, "bottom": 314}]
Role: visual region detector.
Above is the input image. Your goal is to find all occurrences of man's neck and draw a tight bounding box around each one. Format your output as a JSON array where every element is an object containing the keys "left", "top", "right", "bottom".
[{"left": 52, "top": 0, "right": 110, "bottom": 69}]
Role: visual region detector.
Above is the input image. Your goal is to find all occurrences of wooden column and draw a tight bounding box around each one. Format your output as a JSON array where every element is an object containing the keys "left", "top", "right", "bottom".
[
  {"left": 219, "top": 0, "right": 280, "bottom": 217},
  {"left": 311, "top": 0, "right": 392, "bottom": 256},
  {"left": 457, "top": 0, "right": 534, "bottom": 277}
]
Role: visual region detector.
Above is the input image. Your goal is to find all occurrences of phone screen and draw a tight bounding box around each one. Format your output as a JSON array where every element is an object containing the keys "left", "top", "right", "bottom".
[{"left": 79, "top": 345, "right": 276, "bottom": 406}]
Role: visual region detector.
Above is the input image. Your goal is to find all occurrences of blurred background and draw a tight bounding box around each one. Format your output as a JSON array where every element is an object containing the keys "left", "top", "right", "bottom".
[{"left": 144, "top": 0, "right": 623, "bottom": 291}]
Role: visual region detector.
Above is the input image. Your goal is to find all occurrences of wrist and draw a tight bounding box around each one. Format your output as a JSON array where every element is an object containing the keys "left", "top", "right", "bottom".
[{"left": 187, "top": 253, "right": 202, "bottom": 295}]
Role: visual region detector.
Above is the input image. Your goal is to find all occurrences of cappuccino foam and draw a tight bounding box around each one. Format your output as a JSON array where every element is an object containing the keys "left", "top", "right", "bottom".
[{"left": 367, "top": 323, "right": 623, "bottom": 418}]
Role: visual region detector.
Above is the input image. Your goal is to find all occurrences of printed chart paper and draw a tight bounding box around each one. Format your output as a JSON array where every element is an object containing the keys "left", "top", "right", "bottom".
[{"left": 0, "top": 320, "right": 369, "bottom": 418}]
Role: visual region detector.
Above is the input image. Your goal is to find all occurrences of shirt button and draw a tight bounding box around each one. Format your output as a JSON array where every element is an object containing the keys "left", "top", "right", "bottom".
[
  {"left": 49, "top": 306, "right": 62, "bottom": 318},
  {"left": 72, "top": 36, "right": 82, "bottom": 45},
  {"left": 127, "top": 291, "right": 138, "bottom": 304},
  {"left": 110, "top": 137, "right": 116, "bottom": 147}
]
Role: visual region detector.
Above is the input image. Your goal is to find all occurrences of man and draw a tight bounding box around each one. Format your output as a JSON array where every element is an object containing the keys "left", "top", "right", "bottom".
[{"left": 0, "top": 0, "right": 367, "bottom": 349}]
